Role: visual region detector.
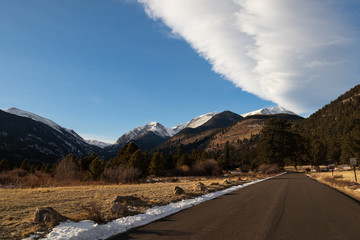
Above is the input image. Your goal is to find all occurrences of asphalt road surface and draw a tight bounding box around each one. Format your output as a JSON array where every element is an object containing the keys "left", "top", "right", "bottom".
[{"left": 108, "top": 173, "right": 360, "bottom": 240}]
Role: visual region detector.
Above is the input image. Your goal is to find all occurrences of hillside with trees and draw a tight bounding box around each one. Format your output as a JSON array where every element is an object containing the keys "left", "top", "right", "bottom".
[{"left": 295, "top": 84, "right": 360, "bottom": 164}]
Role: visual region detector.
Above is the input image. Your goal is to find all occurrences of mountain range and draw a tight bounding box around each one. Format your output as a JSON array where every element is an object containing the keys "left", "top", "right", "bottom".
[
  {"left": 0, "top": 108, "right": 97, "bottom": 166},
  {"left": 0, "top": 106, "right": 299, "bottom": 166}
]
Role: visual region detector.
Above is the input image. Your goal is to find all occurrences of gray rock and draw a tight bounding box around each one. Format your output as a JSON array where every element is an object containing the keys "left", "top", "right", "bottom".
[
  {"left": 34, "top": 207, "right": 67, "bottom": 224},
  {"left": 110, "top": 202, "right": 128, "bottom": 216},
  {"left": 193, "top": 182, "right": 207, "bottom": 192},
  {"left": 222, "top": 179, "right": 230, "bottom": 184},
  {"left": 174, "top": 186, "right": 185, "bottom": 195}
]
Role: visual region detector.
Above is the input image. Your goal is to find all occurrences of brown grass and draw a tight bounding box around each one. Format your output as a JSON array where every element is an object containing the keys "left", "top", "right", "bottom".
[
  {"left": 206, "top": 118, "right": 266, "bottom": 151},
  {"left": 0, "top": 172, "right": 269, "bottom": 240},
  {"left": 309, "top": 169, "right": 360, "bottom": 201}
]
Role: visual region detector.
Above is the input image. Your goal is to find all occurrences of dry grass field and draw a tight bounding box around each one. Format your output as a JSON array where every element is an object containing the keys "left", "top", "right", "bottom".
[
  {"left": 309, "top": 169, "right": 360, "bottom": 201},
  {"left": 0, "top": 173, "right": 264, "bottom": 240}
]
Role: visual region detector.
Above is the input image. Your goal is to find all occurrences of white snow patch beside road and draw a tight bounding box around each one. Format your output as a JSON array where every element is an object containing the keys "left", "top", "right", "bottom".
[{"left": 35, "top": 173, "right": 284, "bottom": 240}]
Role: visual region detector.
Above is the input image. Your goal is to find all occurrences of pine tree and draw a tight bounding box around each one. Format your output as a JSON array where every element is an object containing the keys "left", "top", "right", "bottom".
[
  {"left": 350, "top": 126, "right": 360, "bottom": 159},
  {"left": 177, "top": 144, "right": 184, "bottom": 159},
  {"left": 257, "top": 119, "right": 296, "bottom": 167},
  {"left": 89, "top": 157, "right": 105, "bottom": 181},
  {"left": 165, "top": 152, "right": 175, "bottom": 170},
  {"left": 311, "top": 138, "right": 327, "bottom": 166},
  {"left": 79, "top": 153, "right": 98, "bottom": 171},
  {"left": 20, "top": 159, "right": 31, "bottom": 172},
  {"left": 127, "top": 142, "right": 139, "bottom": 155},
  {"left": 149, "top": 152, "right": 164, "bottom": 176},
  {"left": 128, "top": 149, "right": 149, "bottom": 175},
  {"left": 217, "top": 142, "right": 230, "bottom": 170},
  {"left": 0, "top": 159, "right": 9, "bottom": 172},
  {"left": 177, "top": 154, "right": 192, "bottom": 167},
  {"left": 106, "top": 143, "right": 140, "bottom": 169},
  {"left": 340, "top": 135, "right": 353, "bottom": 164}
]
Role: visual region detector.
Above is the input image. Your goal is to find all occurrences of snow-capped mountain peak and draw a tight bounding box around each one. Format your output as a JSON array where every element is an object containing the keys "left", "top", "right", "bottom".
[
  {"left": 114, "top": 112, "right": 220, "bottom": 146},
  {"left": 185, "top": 112, "right": 219, "bottom": 129},
  {"left": 5, "top": 107, "right": 62, "bottom": 132},
  {"left": 241, "top": 107, "right": 297, "bottom": 117},
  {"left": 4, "top": 107, "right": 85, "bottom": 141},
  {"left": 86, "top": 140, "right": 112, "bottom": 148},
  {"left": 168, "top": 112, "right": 219, "bottom": 135},
  {"left": 115, "top": 122, "right": 172, "bottom": 145}
]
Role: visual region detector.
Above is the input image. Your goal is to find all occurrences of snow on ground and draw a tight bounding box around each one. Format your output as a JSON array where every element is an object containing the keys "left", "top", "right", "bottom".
[{"left": 30, "top": 173, "right": 284, "bottom": 240}]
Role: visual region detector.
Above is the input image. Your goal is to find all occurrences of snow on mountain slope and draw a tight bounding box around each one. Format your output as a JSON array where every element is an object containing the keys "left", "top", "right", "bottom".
[
  {"left": 115, "top": 112, "right": 220, "bottom": 146},
  {"left": 115, "top": 122, "right": 172, "bottom": 145},
  {"left": 184, "top": 112, "right": 219, "bottom": 129},
  {"left": 241, "top": 107, "right": 297, "bottom": 118},
  {"left": 168, "top": 112, "right": 219, "bottom": 135},
  {"left": 4, "top": 107, "right": 85, "bottom": 141},
  {"left": 86, "top": 140, "right": 112, "bottom": 148}
]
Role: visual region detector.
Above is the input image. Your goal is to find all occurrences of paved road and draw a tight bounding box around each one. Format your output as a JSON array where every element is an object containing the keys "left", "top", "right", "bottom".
[{"left": 108, "top": 173, "right": 360, "bottom": 240}]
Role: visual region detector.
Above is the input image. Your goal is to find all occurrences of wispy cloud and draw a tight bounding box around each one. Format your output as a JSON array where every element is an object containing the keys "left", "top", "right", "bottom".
[{"left": 138, "top": 0, "right": 360, "bottom": 113}]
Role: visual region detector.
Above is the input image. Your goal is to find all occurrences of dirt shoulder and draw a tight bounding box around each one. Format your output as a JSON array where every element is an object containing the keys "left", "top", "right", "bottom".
[
  {"left": 0, "top": 172, "right": 269, "bottom": 240},
  {"left": 308, "top": 170, "right": 360, "bottom": 201}
]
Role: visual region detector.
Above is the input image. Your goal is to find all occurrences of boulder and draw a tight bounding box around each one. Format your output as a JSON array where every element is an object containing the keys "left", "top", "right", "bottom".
[
  {"left": 112, "top": 195, "right": 147, "bottom": 207},
  {"left": 193, "top": 182, "right": 207, "bottom": 192},
  {"left": 222, "top": 179, "right": 230, "bottom": 185},
  {"left": 34, "top": 207, "right": 67, "bottom": 224},
  {"left": 174, "top": 186, "right": 185, "bottom": 195},
  {"left": 110, "top": 202, "right": 128, "bottom": 216}
]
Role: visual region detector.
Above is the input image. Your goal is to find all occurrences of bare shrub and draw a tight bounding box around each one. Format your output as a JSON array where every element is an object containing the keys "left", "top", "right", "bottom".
[
  {"left": 81, "top": 201, "right": 105, "bottom": 224},
  {"left": 55, "top": 155, "right": 81, "bottom": 182},
  {"left": 240, "top": 165, "right": 251, "bottom": 173},
  {"left": 11, "top": 168, "right": 28, "bottom": 177},
  {"left": 265, "top": 164, "right": 280, "bottom": 174},
  {"left": 103, "top": 168, "right": 119, "bottom": 183},
  {"left": 258, "top": 164, "right": 269, "bottom": 174},
  {"left": 170, "top": 165, "right": 190, "bottom": 176},
  {"left": 0, "top": 171, "right": 11, "bottom": 185},
  {"left": 258, "top": 164, "right": 280, "bottom": 174},
  {"left": 103, "top": 166, "right": 141, "bottom": 184},
  {"left": 192, "top": 159, "right": 221, "bottom": 176},
  {"left": 333, "top": 174, "right": 343, "bottom": 179},
  {"left": 118, "top": 167, "right": 141, "bottom": 184}
]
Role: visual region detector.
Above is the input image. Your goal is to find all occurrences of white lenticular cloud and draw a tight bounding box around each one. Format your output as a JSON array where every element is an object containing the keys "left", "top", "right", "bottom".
[{"left": 138, "top": 0, "right": 360, "bottom": 113}]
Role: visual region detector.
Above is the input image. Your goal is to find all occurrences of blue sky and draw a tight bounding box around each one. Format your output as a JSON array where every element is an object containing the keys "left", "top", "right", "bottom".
[{"left": 1, "top": 0, "right": 359, "bottom": 143}]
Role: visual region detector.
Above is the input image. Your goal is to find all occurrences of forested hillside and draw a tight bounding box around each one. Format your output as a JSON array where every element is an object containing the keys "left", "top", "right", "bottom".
[{"left": 295, "top": 84, "right": 360, "bottom": 163}]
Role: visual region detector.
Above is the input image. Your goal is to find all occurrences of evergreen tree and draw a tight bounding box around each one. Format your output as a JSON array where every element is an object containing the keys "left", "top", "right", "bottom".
[
  {"left": 350, "top": 126, "right": 360, "bottom": 159},
  {"left": 327, "top": 140, "right": 341, "bottom": 163},
  {"left": 20, "top": 159, "right": 31, "bottom": 172},
  {"left": 127, "top": 142, "right": 139, "bottom": 155},
  {"left": 257, "top": 119, "right": 296, "bottom": 167},
  {"left": 149, "top": 152, "right": 165, "bottom": 176},
  {"left": 79, "top": 153, "right": 98, "bottom": 171},
  {"left": 217, "top": 142, "right": 230, "bottom": 170},
  {"left": 340, "top": 135, "right": 353, "bottom": 164},
  {"left": 311, "top": 138, "right": 327, "bottom": 165},
  {"left": 177, "top": 154, "right": 192, "bottom": 167},
  {"left": 128, "top": 149, "right": 149, "bottom": 175},
  {"left": 40, "top": 163, "right": 51, "bottom": 173},
  {"left": 106, "top": 143, "right": 140, "bottom": 169},
  {"left": 0, "top": 159, "right": 9, "bottom": 172},
  {"left": 89, "top": 157, "right": 105, "bottom": 181},
  {"left": 165, "top": 152, "right": 175, "bottom": 170},
  {"left": 176, "top": 144, "right": 184, "bottom": 159}
]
